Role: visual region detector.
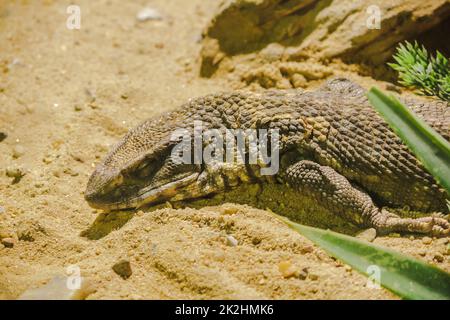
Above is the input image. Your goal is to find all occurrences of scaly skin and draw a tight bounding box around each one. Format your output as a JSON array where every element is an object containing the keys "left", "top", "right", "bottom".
[{"left": 85, "top": 78, "right": 450, "bottom": 236}]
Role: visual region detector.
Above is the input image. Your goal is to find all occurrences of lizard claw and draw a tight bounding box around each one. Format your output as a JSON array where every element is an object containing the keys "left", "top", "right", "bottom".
[
  {"left": 374, "top": 211, "right": 450, "bottom": 237},
  {"left": 407, "top": 216, "right": 450, "bottom": 237}
]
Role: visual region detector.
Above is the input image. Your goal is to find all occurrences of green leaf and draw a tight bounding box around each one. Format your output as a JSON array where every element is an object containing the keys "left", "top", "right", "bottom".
[
  {"left": 367, "top": 88, "right": 450, "bottom": 195},
  {"left": 270, "top": 212, "right": 450, "bottom": 300}
]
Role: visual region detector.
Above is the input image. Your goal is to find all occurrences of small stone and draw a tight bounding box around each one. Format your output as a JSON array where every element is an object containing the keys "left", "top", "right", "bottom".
[
  {"left": 418, "top": 249, "right": 427, "bottom": 257},
  {"left": 225, "top": 235, "right": 238, "bottom": 247},
  {"left": 308, "top": 273, "right": 319, "bottom": 281},
  {"left": 136, "top": 210, "right": 144, "bottom": 217},
  {"left": 297, "top": 268, "right": 308, "bottom": 280},
  {"left": 74, "top": 104, "right": 83, "bottom": 111},
  {"left": 252, "top": 237, "right": 262, "bottom": 245},
  {"left": 445, "top": 245, "right": 450, "bottom": 256},
  {"left": 433, "top": 253, "right": 444, "bottom": 263},
  {"left": 0, "top": 132, "right": 7, "bottom": 142},
  {"left": 136, "top": 7, "right": 163, "bottom": 22},
  {"left": 5, "top": 166, "right": 25, "bottom": 183},
  {"left": 278, "top": 261, "right": 296, "bottom": 278},
  {"left": 300, "top": 245, "right": 314, "bottom": 254},
  {"left": 120, "top": 94, "right": 128, "bottom": 100},
  {"left": 220, "top": 205, "right": 239, "bottom": 215},
  {"left": 6, "top": 166, "right": 23, "bottom": 178},
  {"left": 112, "top": 260, "right": 132, "bottom": 279},
  {"left": 1, "top": 237, "right": 15, "bottom": 248},
  {"left": 436, "top": 238, "right": 449, "bottom": 245},
  {"left": 422, "top": 237, "right": 432, "bottom": 245},
  {"left": 12, "top": 145, "right": 25, "bottom": 158},
  {"left": 356, "top": 228, "right": 376, "bottom": 242}
]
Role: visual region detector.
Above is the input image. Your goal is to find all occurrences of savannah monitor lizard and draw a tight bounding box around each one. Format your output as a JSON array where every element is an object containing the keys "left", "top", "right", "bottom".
[{"left": 85, "top": 78, "right": 450, "bottom": 237}]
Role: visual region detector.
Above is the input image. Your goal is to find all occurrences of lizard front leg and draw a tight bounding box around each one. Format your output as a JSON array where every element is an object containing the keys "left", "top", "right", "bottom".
[{"left": 280, "top": 160, "right": 449, "bottom": 237}]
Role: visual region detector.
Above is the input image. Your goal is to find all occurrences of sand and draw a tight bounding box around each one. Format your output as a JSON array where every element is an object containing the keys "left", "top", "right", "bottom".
[{"left": 0, "top": 0, "right": 448, "bottom": 300}]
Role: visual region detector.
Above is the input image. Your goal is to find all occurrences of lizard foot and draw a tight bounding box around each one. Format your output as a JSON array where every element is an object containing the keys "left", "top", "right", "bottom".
[{"left": 375, "top": 210, "right": 450, "bottom": 237}]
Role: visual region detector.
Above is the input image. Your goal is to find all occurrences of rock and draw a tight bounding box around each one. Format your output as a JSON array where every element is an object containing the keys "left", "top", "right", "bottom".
[
  {"left": 422, "top": 237, "right": 433, "bottom": 245},
  {"left": 18, "top": 276, "right": 93, "bottom": 300},
  {"left": 112, "top": 260, "right": 132, "bottom": 279},
  {"left": 1, "top": 238, "right": 16, "bottom": 248},
  {"left": 136, "top": 7, "right": 163, "bottom": 22},
  {"left": 225, "top": 235, "right": 238, "bottom": 247},
  {"left": 0, "top": 132, "right": 7, "bottom": 142},
  {"left": 12, "top": 145, "right": 25, "bottom": 158},
  {"left": 356, "top": 228, "right": 376, "bottom": 242},
  {"left": 200, "top": 0, "right": 450, "bottom": 83}
]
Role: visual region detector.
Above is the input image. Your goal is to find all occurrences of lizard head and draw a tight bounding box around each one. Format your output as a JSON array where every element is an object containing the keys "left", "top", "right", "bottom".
[
  {"left": 84, "top": 111, "right": 247, "bottom": 211},
  {"left": 84, "top": 111, "right": 204, "bottom": 211}
]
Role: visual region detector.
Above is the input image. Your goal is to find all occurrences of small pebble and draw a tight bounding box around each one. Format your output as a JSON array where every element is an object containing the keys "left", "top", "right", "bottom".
[
  {"left": 12, "top": 145, "right": 25, "bottom": 158},
  {"left": 308, "top": 273, "right": 319, "bottom": 281},
  {"left": 1, "top": 237, "right": 16, "bottom": 248},
  {"left": 436, "top": 238, "right": 449, "bottom": 245},
  {"left": 112, "top": 260, "right": 132, "bottom": 279},
  {"left": 0, "top": 132, "right": 7, "bottom": 142},
  {"left": 433, "top": 253, "right": 444, "bottom": 263},
  {"left": 252, "top": 237, "right": 262, "bottom": 245},
  {"left": 300, "top": 245, "right": 314, "bottom": 254},
  {"left": 356, "top": 228, "right": 376, "bottom": 242},
  {"left": 297, "top": 268, "right": 308, "bottom": 280},
  {"left": 225, "top": 235, "right": 238, "bottom": 247},
  {"left": 5, "top": 166, "right": 25, "bottom": 183},
  {"left": 6, "top": 166, "right": 24, "bottom": 177},
  {"left": 136, "top": 7, "right": 163, "bottom": 22},
  {"left": 278, "top": 261, "right": 296, "bottom": 278},
  {"left": 418, "top": 249, "right": 427, "bottom": 257},
  {"left": 422, "top": 237, "right": 432, "bottom": 245},
  {"left": 221, "top": 206, "right": 239, "bottom": 215}
]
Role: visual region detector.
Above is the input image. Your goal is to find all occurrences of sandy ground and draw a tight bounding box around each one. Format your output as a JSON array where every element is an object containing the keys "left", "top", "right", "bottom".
[{"left": 0, "top": 0, "right": 448, "bottom": 300}]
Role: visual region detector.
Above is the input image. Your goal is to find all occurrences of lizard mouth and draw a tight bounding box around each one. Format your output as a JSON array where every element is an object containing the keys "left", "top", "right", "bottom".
[{"left": 86, "top": 173, "right": 200, "bottom": 211}]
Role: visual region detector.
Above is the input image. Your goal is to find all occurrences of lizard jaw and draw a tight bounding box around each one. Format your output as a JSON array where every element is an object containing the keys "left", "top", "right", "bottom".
[{"left": 86, "top": 173, "right": 200, "bottom": 211}]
